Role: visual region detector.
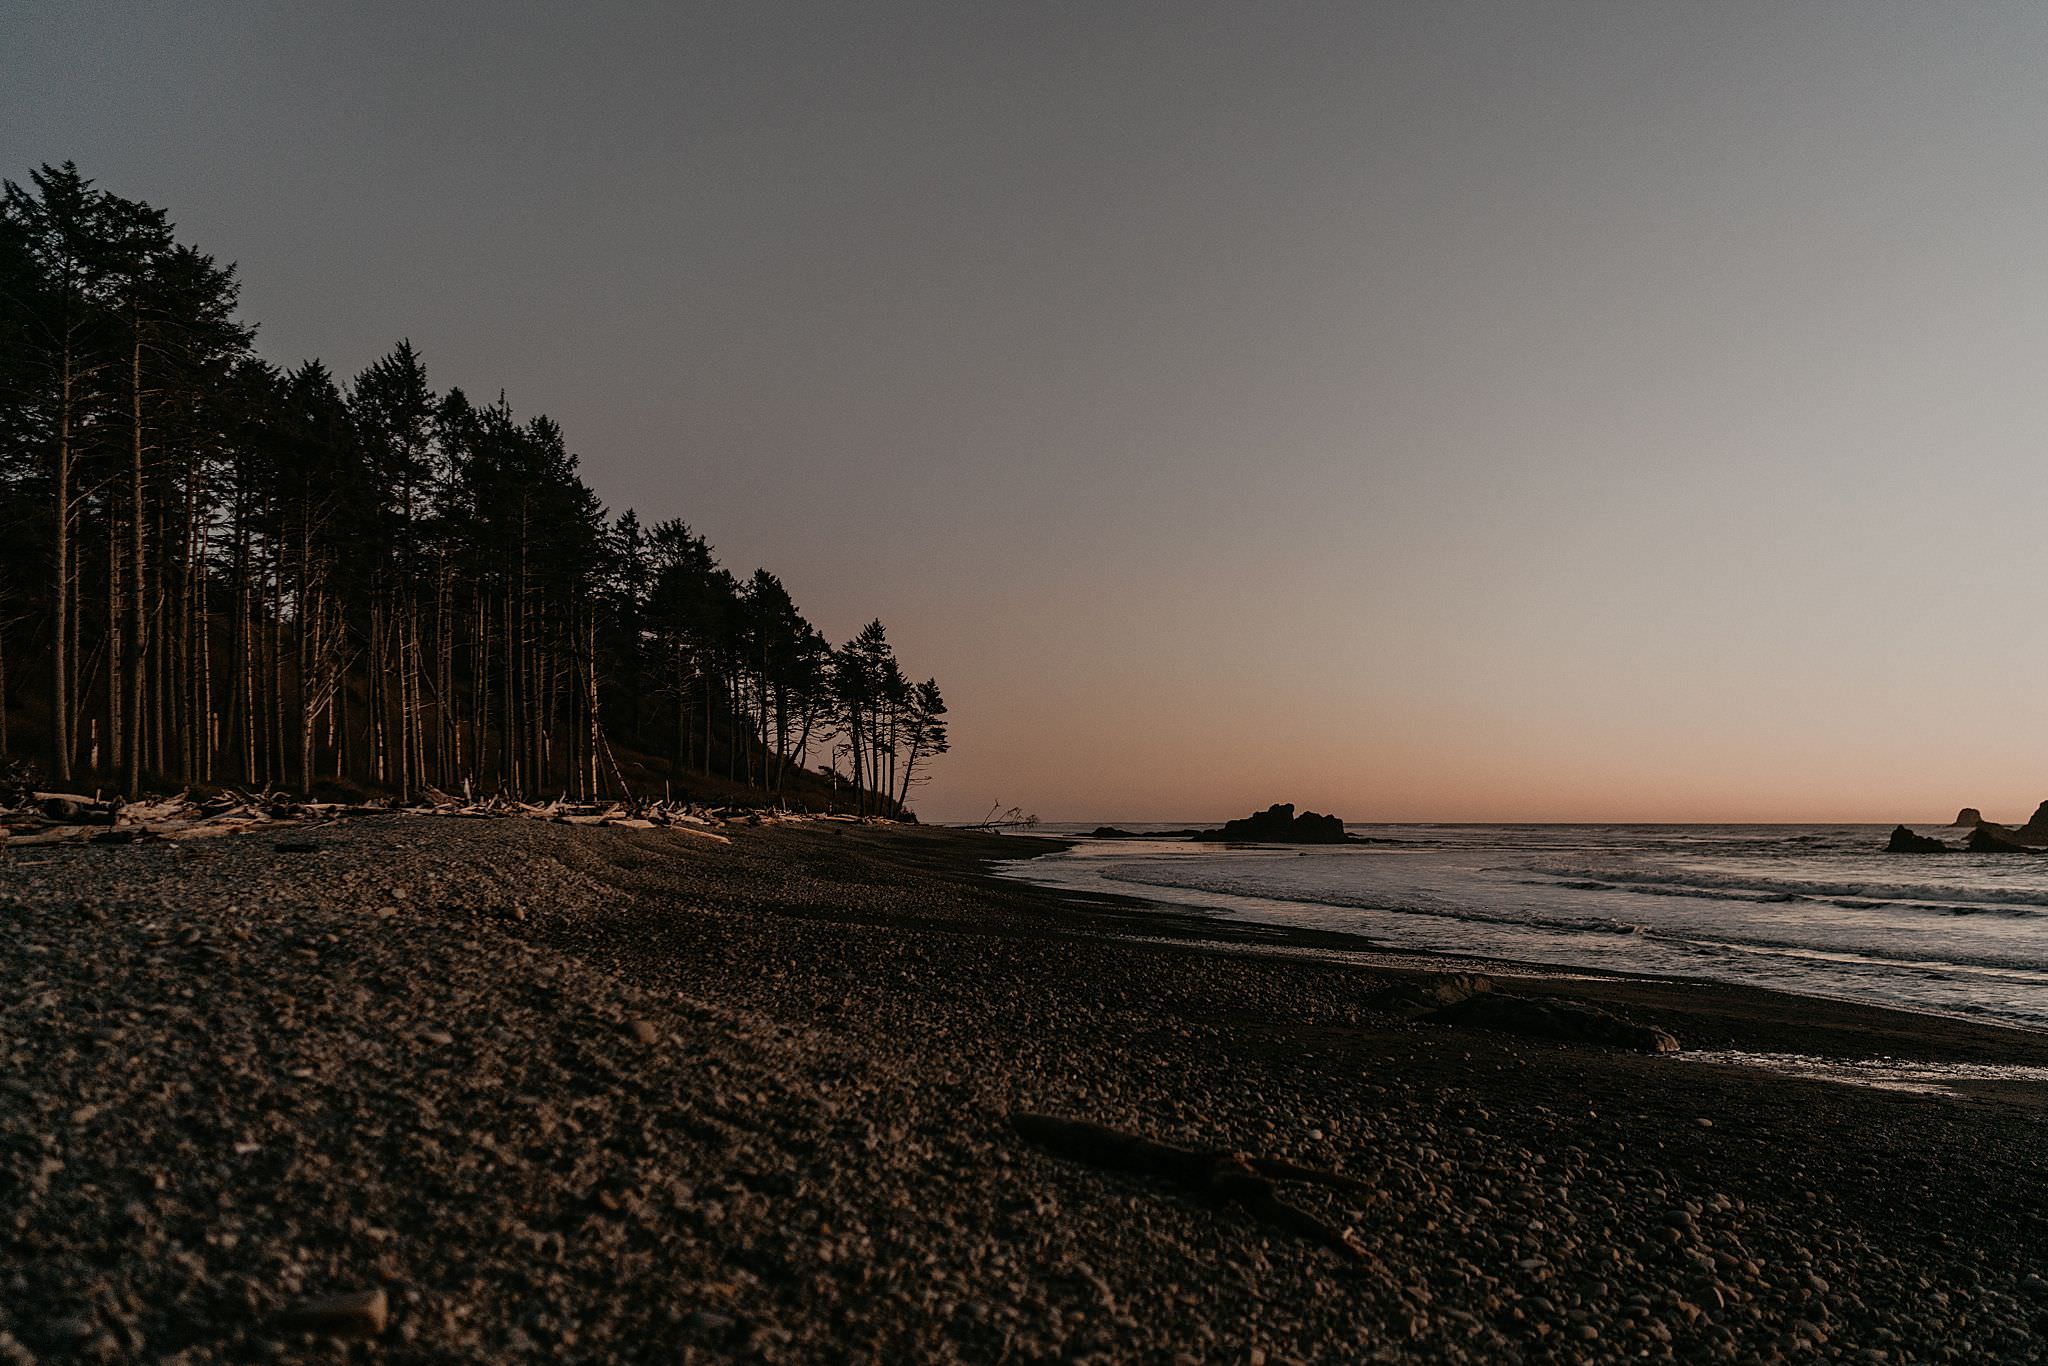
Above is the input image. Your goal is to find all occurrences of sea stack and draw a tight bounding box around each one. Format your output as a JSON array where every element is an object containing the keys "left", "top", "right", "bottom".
[
  {"left": 1886, "top": 825, "right": 1951, "bottom": 854},
  {"left": 1954, "top": 808, "right": 1983, "bottom": 827},
  {"left": 1198, "top": 803, "right": 1349, "bottom": 843},
  {"left": 1967, "top": 824, "right": 2039, "bottom": 854}
]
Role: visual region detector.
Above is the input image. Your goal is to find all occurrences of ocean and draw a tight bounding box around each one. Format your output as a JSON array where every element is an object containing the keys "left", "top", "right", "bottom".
[{"left": 996, "top": 823, "right": 2048, "bottom": 1030}]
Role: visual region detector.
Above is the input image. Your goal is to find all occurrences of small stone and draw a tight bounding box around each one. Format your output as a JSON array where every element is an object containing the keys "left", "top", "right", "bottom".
[
  {"left": 627, "top": 1019, "right": 660, "bottom": 1046},
  {"left": 280, "top": 1287, "right": 388, "bottom": 1338},
  {"left": 420, "top": 1029, "right": 454, "bottom": 1046},
  {"left": 1695, "top": 1118, "right": 1713, "bottom": 1128}
]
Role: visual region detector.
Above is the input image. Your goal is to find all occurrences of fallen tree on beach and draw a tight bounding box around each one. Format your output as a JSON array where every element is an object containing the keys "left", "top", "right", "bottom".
[{"left": 956, "top": 804, "right": 1040, "bottom": 831}]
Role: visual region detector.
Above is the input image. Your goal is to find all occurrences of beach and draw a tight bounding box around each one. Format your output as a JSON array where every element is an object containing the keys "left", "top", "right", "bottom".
[{"left": 4, "top": 818, "right": 2046, "bottom": 1363}]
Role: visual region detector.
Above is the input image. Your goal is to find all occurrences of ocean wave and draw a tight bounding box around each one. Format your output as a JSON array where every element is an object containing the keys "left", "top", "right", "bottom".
[
  {"left": 1009, "top": 837, "right": 2048, "bottom": 1026},
  {"left": 1524, "top": 861, "right": 2048, "bottom": 916},
  {"left": 1096, "top": 866, "right": 1650, "bottom": 938},
  {"left": 1090, "top": 863, "right": 2048, "bottom": 974}
]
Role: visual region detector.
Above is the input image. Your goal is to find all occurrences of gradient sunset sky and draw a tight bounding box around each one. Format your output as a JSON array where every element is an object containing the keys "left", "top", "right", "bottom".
[{"left": 12, "top": 3, "right": 2048, "bottom": 823}]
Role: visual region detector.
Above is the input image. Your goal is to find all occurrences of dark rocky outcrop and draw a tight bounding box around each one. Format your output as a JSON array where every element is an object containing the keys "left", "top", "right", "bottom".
[
  {"left": 1088, "top": 827, "right": 1211, "bottom": 840},
  {"left": 1196, "top": 803, "right": 1348, "bottom": 844},
  {"left": 1894, "top": 803, "right": 2048, "bottom": 851},
  {"left": 1422, "top": 992, "right": 1681, "bottom": 1054},
  {"left": 1885, "top": 825, "right": 1951, "bottom": 854},
  {"left": 1967, "top": 824, "right": 2042, "bottom": 854}
]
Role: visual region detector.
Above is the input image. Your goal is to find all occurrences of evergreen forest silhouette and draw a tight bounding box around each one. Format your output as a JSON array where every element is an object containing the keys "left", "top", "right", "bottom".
[{"left": 0, "top": 164, "right": 946, "bottom": 813}]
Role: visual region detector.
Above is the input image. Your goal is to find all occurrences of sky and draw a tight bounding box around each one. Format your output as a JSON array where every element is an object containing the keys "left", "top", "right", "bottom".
[{"left": 10, "top": 2, "right": 2048, "bottom": 824}]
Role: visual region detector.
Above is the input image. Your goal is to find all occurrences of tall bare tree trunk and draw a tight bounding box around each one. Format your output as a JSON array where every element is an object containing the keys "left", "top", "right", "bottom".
[
  {"left": 399, "top": 609, "right": 417, "bottom": 802},
  {"left": 108, "top": 511, "right": 123, "bottom": 781},
  {"left": 123, "top": 333, "right": 146, "bottom": 796},
  {"left": 151, "top": 498, "right": 167, "bottom": 780},
  {"left": 196, "top": 501, "right": 213, "bottom": 781},
  {"left": 368, "top": 597, "right": 386, "bottom": 787},
  {"left": 336, "top": 626, "right": 349, "bottom": 783},
  {"left": 51, "top": 358, "right": 75, "bottom": 783},
  {"left": 586, "top": 615, "right": 600, "bottom": 799},
  {"left": 503, "top": 581, "right": 518, "bottom": 793},
  {"left": 267, "top": 555, "right": 283, "bottom": 788},
  {"left": 232, "top": 514, "right": 252, "bottom": 786}
]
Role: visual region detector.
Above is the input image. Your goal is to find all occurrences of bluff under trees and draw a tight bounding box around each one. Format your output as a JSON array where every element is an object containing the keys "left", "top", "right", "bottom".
[{"left": 0, "top": 163, "right": 947, "bottom": 814}]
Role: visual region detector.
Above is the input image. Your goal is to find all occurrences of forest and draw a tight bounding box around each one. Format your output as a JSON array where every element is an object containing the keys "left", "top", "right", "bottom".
[{"left": 0, "top": 163, "right": 946, "bottom": 815}]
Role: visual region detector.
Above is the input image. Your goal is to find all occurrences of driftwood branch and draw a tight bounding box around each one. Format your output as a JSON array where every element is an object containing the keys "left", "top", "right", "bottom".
[
  {"left": 957, "top": 803, "right": 1039, "bottom": 831},
  {"left": 1009, "top": 1112, "right": 1375, "bottom": 1262}
]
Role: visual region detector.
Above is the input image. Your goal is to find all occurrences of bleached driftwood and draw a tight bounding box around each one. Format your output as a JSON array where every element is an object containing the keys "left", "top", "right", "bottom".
[{"left": 0, "top": 788, "right": 776, "bottom": 847}]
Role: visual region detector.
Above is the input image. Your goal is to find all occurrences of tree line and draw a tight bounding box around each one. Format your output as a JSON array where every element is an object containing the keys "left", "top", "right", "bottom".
[{"left": 0, "top": 163, "right": 947, "bottom": 813}]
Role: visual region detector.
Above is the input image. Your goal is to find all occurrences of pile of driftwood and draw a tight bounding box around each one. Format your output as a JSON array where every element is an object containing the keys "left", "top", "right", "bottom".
[
  {"left": 1, "top": 788, "right": 859, "bottom": 848},
  {"left": 3, "top": 791, "right": 294, "bottom": 847}
]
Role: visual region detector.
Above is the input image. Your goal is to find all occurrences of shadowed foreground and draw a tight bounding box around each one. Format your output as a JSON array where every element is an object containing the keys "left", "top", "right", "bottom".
[{"left": 3, "top": 819, "right": 2046, "bottom": 1363}]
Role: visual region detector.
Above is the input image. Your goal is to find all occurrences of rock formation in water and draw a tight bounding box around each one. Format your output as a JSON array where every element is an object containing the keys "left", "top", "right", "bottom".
[
  {"left": 1967, "top": 824, "right": 2040, "bottom": 854},
  {"left": 1894, "top": 802, "right": 2048, "bottom": 851},
  {"left": 1886, "top": 825, "right": 1951, "bottom": 854},
  {"left": 1196, "top": 803, "right": 1349, "bottom": 844},
  {"left": 1088, "top": 826, "right": 1210, "bottom": 840}
]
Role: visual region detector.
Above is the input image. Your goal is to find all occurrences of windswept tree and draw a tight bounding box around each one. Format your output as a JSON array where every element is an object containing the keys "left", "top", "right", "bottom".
[{"left": 894, "top": 678, "right": 949, "bottom": 806}]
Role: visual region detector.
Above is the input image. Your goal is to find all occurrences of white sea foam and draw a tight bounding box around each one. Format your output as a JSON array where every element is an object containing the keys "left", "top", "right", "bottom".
[
  {"left": 999, "top": 824, "right": 2048, "bottom": 1028},
  {"left": 1678, "top": 1051, "right": 2048, "bottom": 1095}
]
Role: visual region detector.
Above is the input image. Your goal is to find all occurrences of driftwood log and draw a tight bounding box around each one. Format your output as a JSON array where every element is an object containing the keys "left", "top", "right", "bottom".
[{"left": 1009, "top": 1112, "right": 1375, "bottom": 1261}]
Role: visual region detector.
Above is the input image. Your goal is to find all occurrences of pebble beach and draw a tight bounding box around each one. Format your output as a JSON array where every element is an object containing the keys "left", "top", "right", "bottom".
[{"left": 4, "top": 818, "right": 2047, "bottom": 1363}]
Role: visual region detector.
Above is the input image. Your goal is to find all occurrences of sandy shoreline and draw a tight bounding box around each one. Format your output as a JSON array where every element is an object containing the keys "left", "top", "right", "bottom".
[{"left": 4, "top": 818, "right": 2046, "bottom": 1362}]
